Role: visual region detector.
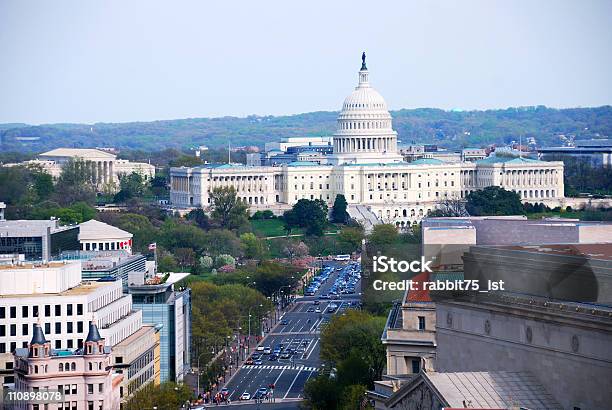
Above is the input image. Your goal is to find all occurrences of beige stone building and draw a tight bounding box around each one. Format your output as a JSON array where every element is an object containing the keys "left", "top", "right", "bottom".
[
  {"left": 14, "top": 148, "right": 155, "bottom": 192},
  {"left": 170, "top": 56, "right": 565, "bottom": 228}
]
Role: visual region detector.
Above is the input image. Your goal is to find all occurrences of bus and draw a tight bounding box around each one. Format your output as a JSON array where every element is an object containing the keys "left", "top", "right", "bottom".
[{"left": 334, "top": 254, "right": 350, "bottom": 261}]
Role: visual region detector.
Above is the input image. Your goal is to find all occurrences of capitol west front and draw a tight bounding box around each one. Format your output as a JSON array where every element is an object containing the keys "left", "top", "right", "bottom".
[{"left": 170, "top": 56, "right": 564, "bottom": 228}]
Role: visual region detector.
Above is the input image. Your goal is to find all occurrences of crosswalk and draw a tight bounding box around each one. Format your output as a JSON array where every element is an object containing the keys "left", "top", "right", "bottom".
[{"left": 244, "top": 364, "right": 318, "bottom": 371}]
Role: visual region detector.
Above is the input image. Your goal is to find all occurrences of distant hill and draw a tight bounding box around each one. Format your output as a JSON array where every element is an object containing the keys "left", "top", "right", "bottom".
[{"left": 1, "top": 106, "right": 611, "bottom": 153}]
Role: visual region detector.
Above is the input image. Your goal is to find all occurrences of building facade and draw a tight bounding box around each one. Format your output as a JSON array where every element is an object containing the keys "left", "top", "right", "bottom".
[
  {"left": 170, "top": 56, "right": 565, "bottom": 227},
  {"left": 11, "top": 148, "right": 155, "bottom": 191},
  {"left": 0, "top": 262, "right": 145, "bottom": 391},
  {"left": 13, "top": 321, "right": 122, "bottom": 410},
  {"left": 0, "top": 219, "right": 79, "bottom": 262},
  {"left": 129, "top": 276, "right": 191, "bottom": 383}
]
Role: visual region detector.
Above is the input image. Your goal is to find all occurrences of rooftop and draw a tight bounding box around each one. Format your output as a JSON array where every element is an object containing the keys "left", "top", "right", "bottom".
[
  {"left": 40, "top": 148, "right": 116, "bottom": 159},
  {"left": 0, "top": 219, "right": 76, "bottom": 236},
  {"left": 0, "top": 280, "right": 111, "bottom": 298},
  {"left": 424, "top": 371, "right": 561, "bottom": 409},
  {"left": 476, "top": 156, "right": 545, "bottom": 165},
  {"left": 78, "top": 219, "right": 132, "bottom": 241}
]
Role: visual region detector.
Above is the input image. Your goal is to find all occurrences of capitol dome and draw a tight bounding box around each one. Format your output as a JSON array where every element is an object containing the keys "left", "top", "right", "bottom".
[{"left": 329, "top": 53, "right": 403, "bottom": 165}]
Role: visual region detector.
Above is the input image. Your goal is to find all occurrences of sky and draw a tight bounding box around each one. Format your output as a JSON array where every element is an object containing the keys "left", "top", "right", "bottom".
[{"left": 1, "top": 0, "right": 611, "bottom": 124}]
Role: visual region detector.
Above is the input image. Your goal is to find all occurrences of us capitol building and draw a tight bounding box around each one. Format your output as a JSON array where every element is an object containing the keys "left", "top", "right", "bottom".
[{"left": 170, "top": 55, "right": 564, "bottom": 228}]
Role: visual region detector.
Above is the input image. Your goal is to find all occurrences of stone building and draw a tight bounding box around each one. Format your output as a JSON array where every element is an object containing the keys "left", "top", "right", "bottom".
[
  {"left": 12, "top": 148, "right": 155, "bottom": 191},
  {"left": 170, "top": 55, "right": 565, "bottom": 227},
  {"left": 13, "top": 321, "right": 122, "bottom": 410}
]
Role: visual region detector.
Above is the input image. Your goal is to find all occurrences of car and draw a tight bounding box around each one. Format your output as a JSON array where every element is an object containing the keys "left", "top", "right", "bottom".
[
  {"left": 254, "top": 359, "right": 263, "bottom": 365},
  {"left": 240, "top": 392, "right": 251, "bottom": 400},
  {"left": 263, "top": 346, "right": 271, "bottom": 354},
  {"left": 256, "top": 345, "right": 264, "bottom": 352},
  {"left": 313, "top": 300, "right": 320, "bottom": 305},
  {"left": 280, "top": 319, "right": 289, "bottom": 325},
  {"left": 252, "top": 353, "right": 261, "bottom": 360},
  {"left": 254, "top": 387, "right": 268, "bottom": 399},
  {"left": 245, "top": 358, "right": 254, "bottom": 365},
  {"left": 315, "top": 308, "right": 321, "bottom": 313},
  {"left": 307, "top": 307, "right": 315, "bottom": 312},
  {"left": 220, "top": 387, "right": 229, "bottom": 397},
  {"left": 268, "top": 354, "right": 278, "bottom": 361},
  {"left": 280, "top": 352, "right": 291, "bottom": 359}
]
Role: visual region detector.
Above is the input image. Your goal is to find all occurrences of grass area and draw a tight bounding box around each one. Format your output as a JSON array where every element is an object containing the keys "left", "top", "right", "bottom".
[
  {"left": 526, "top": 209, "right": 612, "bottom": 221},
  {"left": 251, "top": 219, "right": 303, "bottom": 237}
]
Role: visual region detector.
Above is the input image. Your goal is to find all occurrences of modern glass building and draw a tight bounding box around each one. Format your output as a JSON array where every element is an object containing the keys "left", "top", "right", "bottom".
[
  {"left": 129, "top": 278, "right": 191, "bottom": 382},
  {"left": 0, "top": 219, "right": 79, "bottom": 261}
]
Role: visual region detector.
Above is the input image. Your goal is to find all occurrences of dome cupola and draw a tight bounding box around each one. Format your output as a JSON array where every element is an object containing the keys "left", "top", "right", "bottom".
[{"left": 329, "top": 53, "right": 403, "bottom": 165}]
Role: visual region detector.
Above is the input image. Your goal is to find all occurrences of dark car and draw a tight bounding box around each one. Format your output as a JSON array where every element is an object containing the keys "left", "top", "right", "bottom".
[
  {"left": 280, "top": 319, "right": 289, "bottom": 325},
  {"left": 268, "top": 354, "right": 279, "bottom": 361}
]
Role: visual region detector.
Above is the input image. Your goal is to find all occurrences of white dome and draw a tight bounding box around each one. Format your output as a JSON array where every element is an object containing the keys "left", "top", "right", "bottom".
[
  {"left": 338, "top": 68, "right": 391, "bottom": 120},
  {"left": 341, "top": 87, "right": 389, "bottom": 113}
]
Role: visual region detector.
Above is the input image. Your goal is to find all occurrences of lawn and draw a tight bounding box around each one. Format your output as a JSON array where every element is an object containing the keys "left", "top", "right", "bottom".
[
  {"left": 250, "top": 219, "right": 341, "bottom": 238},
  {"left": 251, "top": 219, "right": 300, "bottom": 237}
]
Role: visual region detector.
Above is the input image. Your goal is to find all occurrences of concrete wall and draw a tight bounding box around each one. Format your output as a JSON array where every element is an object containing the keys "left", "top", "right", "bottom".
[{"left": 435, "top": 300, "right": 612, "bottom": 410}]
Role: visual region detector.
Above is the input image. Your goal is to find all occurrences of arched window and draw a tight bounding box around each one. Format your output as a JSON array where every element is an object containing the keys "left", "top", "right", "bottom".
[{"left": 71, "top": 362, "right": 76, "bottom": 371}]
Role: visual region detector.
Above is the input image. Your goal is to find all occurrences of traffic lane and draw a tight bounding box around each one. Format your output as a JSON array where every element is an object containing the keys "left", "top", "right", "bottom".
[
  {"left": 226, "top": 367, "right": 281, "bottom": 401},
  {"left": 252, "top": 334, "right": 320, "bottom": 367}
]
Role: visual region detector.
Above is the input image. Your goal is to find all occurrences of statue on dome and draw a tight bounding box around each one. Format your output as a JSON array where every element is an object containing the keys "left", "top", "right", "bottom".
[{"left": 361, "top": 52, "right": 367, "bottom": 70}]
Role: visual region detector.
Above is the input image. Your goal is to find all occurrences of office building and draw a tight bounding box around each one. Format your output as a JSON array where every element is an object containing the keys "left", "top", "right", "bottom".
[{"left": 129, "top": 273, "right": 191, "bottom": 382}]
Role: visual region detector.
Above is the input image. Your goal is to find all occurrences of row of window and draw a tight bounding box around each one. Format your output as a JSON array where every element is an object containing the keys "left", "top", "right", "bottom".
[
  {"left": 0, "top": 337, "right": 85, "bottom": 354},
  {"left": 0, "top": 304, "right": 83, "bottom": 319}
]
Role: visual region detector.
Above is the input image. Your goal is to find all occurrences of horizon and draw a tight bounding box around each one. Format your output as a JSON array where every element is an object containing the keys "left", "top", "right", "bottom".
[
  {"left": 1, "top": 0, "right": 611, "bottom": 124},
  {"left": 2, "top": 104, "right": 612, "bottom": 128}
]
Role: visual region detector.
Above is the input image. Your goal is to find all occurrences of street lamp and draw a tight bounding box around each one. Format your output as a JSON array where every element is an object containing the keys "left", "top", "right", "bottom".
[
  {"left": 248, "top": 303, "right": 264, "bottom": 350},
  {"left": 196, "top": 347, "right": 215, "bottom": 398}
]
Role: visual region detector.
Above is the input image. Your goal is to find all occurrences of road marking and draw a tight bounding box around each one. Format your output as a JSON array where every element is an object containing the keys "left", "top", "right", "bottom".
[
  {"left": 304, "top": 337, "right": 319, "bottom": 360},
  {"left": 283, "top": 367, "right": 305, "bottom": 399}
]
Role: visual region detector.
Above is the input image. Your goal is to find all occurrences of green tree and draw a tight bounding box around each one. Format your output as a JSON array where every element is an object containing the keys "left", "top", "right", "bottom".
[
  {"left": 202, "top": 229, "right": 243, "bottom": 257},
  {"left": 158, "top": 253, "right": 179, "bottom": 272},
  {"left": 331, "top": 194, "right": 349, "bottom": 223},
  {"left": 210, "top": 187, "right": 250, "bottom": 230},
  {"left": 199, "top": 255, "right": 213, "bottom": 271},
  {"left": 32, "top": 171, "right": 54, "bottom": 200},
  {"left": 214, "top": 254, "right": 236, "bottom": 269},
  {"left": 320, "top": 310, "right": 386, "bottom": 386},
  {"left": 114, "top": 172, "right": 147, "bottom": 202},
  {"left": 54, "top": 159, "right": 96, "bottom": 206},
  {"left": 187, "top": 208, "right": 210, "bottom": 230},
  {"left": 303, "top": 376, "right": 341, "bottom": 410},
  {"left": 337, "top": 226, "right": 364, "bottom": 254},
  {"left": 466, "top": 186, "right": 524, "bottom": 216},
  {"left": 368, "top": 224, "right": 398, "bottom": 247},
  {"left": 283, "top": 199, "right": 328, "bottom": 236},
  {"left": 240, "top": 232, "right": 266, "bottom": 260},
  {"left": 124, "top": 382, "right": 193, "bottom": 410}
]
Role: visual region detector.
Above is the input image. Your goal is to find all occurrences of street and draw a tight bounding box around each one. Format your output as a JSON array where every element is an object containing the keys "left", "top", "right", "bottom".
[{"left": 217, "top": 260, "right": 362, "bottom": 406}]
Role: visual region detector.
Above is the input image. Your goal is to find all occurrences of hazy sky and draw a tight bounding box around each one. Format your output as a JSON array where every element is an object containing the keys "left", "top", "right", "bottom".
[{"left": 1, "top": 0, "right": 611, "bottom": 124}]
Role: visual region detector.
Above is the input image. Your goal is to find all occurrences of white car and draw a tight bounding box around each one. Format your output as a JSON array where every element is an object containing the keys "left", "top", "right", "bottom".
[
  {"left": 256, "top": 345, "right": 264, "bottom": 352},
  {"left": 240, "top": 392, "right": 251, "bottom": 400}
]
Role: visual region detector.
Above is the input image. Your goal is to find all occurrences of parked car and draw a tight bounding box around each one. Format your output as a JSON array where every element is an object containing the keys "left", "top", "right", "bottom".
[
  {"left": 256, "top": 345, "right": 264, "bottom": 352},
  {"left": 240, "top": 391, "right": 251, "bottom": 400},
  {"left": 263, "top": 346, "right": 272, "bottom": 354}
]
